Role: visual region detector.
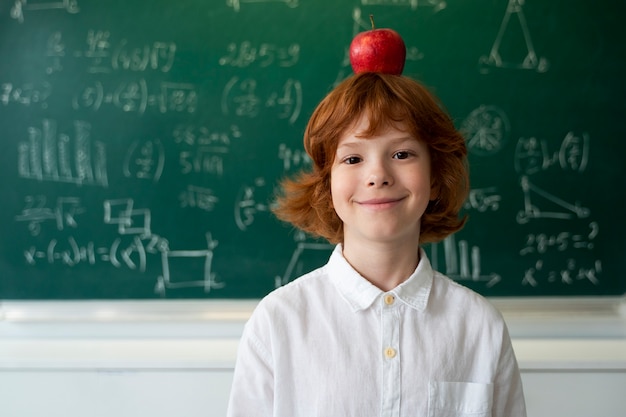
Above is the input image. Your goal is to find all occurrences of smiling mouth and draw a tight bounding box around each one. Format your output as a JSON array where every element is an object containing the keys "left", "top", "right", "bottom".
[{"left": 357, "top": 197, "right": 405, "bottom": 208}]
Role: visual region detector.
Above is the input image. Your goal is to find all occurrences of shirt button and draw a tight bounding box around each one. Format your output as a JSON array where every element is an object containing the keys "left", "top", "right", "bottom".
[
  {"left": 384, "top": 294, "right": 395, "bottom": 305},
  {"left": 384, "top": 347, "right": 397, "bottom": 359}
]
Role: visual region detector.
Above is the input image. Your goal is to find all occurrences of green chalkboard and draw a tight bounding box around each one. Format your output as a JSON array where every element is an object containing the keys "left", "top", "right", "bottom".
[{"left": 1, "top": 0, "right": 624, "bottom": 299}]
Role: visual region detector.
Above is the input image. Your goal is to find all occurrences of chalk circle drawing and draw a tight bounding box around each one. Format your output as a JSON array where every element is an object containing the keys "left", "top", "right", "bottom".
[
  {"left": 461, "top": 105, "right": 510, "bottom": 156},
  {"left": 479, "top": 0, "right": 549, "bottom": 73}
]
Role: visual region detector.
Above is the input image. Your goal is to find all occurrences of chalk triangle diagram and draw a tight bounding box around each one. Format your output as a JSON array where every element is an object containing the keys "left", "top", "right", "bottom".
[
  {"left": 516, "top": 176, "right": 590, "bottom": 224},
  {"left": 480, "top": 0, "right": 548, "bottom": 72}
]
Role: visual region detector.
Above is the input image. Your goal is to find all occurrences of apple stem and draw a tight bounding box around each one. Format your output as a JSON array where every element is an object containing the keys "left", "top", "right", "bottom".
[{"left": 369, "top": 14, "right": 376, "bottom": 30}]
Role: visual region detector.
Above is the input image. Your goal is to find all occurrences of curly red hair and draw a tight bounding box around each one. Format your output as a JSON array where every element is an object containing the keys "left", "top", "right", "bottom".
[{"left": 273, "top": 72, "right": 469, "bottom": 244}]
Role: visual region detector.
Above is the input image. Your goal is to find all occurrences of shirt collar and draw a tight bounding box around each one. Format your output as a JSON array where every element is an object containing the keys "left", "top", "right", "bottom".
[{"left": 328, "top": 244, "right": 433, "bottom": 313}]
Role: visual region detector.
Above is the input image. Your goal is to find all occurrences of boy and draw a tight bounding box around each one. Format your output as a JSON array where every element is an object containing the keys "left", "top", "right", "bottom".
[{"left": 227, "top": 72, "right": 526, "bottom": 417}]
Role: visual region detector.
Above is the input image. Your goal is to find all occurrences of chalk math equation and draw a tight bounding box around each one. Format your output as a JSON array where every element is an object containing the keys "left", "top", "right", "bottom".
[
  {"left": 11, "top": 114, "right": 603, "bottom": 295},
  {"left": 457, "top": 104, "right": 602, "bottom": 290},
  {"left": 2, "top": 25, "right": 303, "bottom": 124},
  {"left": 2, "top": 0, "right": 616, "bottom": 298}
]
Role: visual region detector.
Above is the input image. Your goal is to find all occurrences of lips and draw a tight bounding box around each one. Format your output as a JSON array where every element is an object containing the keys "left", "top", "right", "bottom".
[{"left": 357, "top": 197, "right": 405, "bottom": 209}]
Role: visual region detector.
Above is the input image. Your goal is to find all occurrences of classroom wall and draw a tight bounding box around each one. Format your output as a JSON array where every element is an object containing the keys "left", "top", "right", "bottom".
[
  {"left": 2, "top": 3, "right": 625, "bottom": 416},
  {"left": 1, "top": 298, "right": 625, "bottom": 417}
]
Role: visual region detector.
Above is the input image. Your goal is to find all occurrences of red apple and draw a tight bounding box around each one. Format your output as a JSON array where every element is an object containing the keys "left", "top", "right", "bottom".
[{"left": 349, "top": 15, "right": 406, "bottom": 75}]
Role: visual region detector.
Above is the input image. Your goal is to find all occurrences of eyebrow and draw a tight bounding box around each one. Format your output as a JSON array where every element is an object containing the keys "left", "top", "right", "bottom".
[{"left": 337, "top": 135, "right": 418, "bottom": 149}]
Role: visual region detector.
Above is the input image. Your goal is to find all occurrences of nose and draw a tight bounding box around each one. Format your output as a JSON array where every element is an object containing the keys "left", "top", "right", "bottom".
[{"left": 367, "top": 161, "right": 393, "bottom": 187}]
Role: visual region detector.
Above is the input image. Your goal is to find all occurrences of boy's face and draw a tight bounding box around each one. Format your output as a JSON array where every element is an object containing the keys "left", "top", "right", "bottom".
[{"left": 331, "top": 115, "right": 435, "bottom": 248}]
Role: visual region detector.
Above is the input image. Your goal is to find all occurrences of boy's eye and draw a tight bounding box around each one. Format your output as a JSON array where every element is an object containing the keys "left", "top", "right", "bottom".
[
  {"left": 393, "top": 151, "right": 411, "bottom": 160},
  {"left": 344, "top": 156, "right": 362, "bottom": 164}
]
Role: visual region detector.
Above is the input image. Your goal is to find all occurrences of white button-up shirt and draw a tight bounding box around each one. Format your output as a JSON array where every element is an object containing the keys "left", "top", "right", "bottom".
[{"left": 227, "top": 245, "right": 526, "bottom": 417}]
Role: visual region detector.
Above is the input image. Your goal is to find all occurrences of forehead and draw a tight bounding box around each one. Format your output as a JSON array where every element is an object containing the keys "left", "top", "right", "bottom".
[{"left": 338, "top": 113, "right": 414, "bottom": 143}]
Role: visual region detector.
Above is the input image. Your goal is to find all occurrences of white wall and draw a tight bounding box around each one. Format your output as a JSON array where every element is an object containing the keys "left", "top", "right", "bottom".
[{"left": 1, "top": 298, "right": 625, "bottom": 417}]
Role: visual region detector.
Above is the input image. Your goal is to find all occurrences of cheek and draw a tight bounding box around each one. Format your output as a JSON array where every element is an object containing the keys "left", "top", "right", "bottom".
[{"left": 329, "top": 173, "right": 348, "bottom": 213}]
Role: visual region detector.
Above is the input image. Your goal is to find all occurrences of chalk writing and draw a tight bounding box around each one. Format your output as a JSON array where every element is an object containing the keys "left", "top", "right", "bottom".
[
  {"left": 226, "top": 0, "right": 298, "bottom": 13},
  {"left": 179, "top": 185, "right": 219, "bottom": 212},
  {"left": 519, "top": 221, "right": 599, "bottom": 255},
  {"left": 517, "top": 175, "right": 590, "bottom": 224},
  {"left": 173, "top": 124, "right": 239, "bottom": 147},
  {"left": 112, "top": 40, "right": 176, "bottom": 72},
  {"left": 11, "top": 0, "right": 79, "bottom": 23},
  {"left": 465, "top": 187, "right": 501, "bottom": 212},
  {"left": 235, "top": 177, "right": 271, "bottom": 231},
  {"left": 479, "top": 0, "right": 549, "bottom": 73},
  {"left": 278, "top": 143, "right": 312, "bottom": 171},
  {"left": 24, "top": 235, "right": 156, "bottom": 270},
  {"left": 521, "top": 259, "right": 602, "bottom": 287},
  {"left": 360, "top": 0, "right": 447, "bottom": 12},
  {"left": 430, "top": 235, "right": 501, "bottom": 287},
  {"left": 69, "top": 30, "right": 177, "bottom": 74},
  {"left": 1, "top": 0, "right": 620, "bottom": 299},
  {"left": 45, "top": 31, "right": 65, "bottom": 74},
  {"left": 15, "top": 195, "right": 85, "bottom": 236},
  {"left": 103, "top": 198, "right": 152, "bottom": 235},
  {"left": 155, "top": 232, "right": 224, "bottom": 295},
  {"left": 72, "top": 79, "right": 198, "bottom": 114},
  {"left": 174, "top": 124, "right": 240, "bottom": 177},
  {"left": 275, "top": 231, "right": 334, "bottom": 287},
  {"left": 1, "top": 82, "right": 52, "bottom": 108},
  {"left": 123, "top": 139, "right": 165, "bottom": 182},
  {"left": 75, "top": 30, "right": 111, "bottom": 73},
  {"left": 221, "top": 76, "right": 302, "bottom": 123},
  {"left": 179, "top": 148, "right": 225, "bottom": 177},
  {"left": 17, "top": 119, "right": 108, "bottom": 187},
  {"left": 514, "top": 132, "right": 590, "bottom": 175},
  {"left": 12, "top": 196, "right": 189, "bottom": 288},
  {"left": 18, "top": 196, "right": 226, "bottom": 294},
  {"left": 514, "top": 131, "right": 592, "bottom": 224},
  {"left": 219, "top": 42, "right": 300, "bottom": 68},
  {"left": 20, "top": 197, "right": 164, "bottom": 270}
]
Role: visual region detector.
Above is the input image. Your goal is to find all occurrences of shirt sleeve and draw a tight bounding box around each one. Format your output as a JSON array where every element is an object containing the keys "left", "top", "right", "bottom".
[
  {"left": 226, "top": 319, "right": 274, "bottom": 417},
  {"left": 492, "top": 322, "right": 527, "bottom": 417}
]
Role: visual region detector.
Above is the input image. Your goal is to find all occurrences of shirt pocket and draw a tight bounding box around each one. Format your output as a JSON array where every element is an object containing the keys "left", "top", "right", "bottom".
[{"left": 428, "top": 381, "right": 493, "bottom": 417}]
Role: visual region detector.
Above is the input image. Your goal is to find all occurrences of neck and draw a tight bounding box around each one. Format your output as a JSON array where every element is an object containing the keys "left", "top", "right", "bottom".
[{"left": 341, "top": 238, "right": 421, "bottom": 292}]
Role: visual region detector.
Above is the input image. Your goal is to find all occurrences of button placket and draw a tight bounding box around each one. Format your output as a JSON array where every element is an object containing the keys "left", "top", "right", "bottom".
[
  {"left": 382, "top": 295, "right": 399, "bottom": 361},
  {"left": 381, "top": 293, "right": 401, "bottom": 416}
]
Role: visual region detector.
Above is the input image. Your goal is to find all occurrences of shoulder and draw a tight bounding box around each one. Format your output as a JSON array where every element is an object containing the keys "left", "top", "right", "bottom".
[
  {"left": 430, "top": 271, "right": 505, "bottom": 325},
  {"left": 245, "top": 265, "right": 331, "bottom": 329},
  {"left": 265, "top": 264, "right": 330, "bottom": 306}
]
